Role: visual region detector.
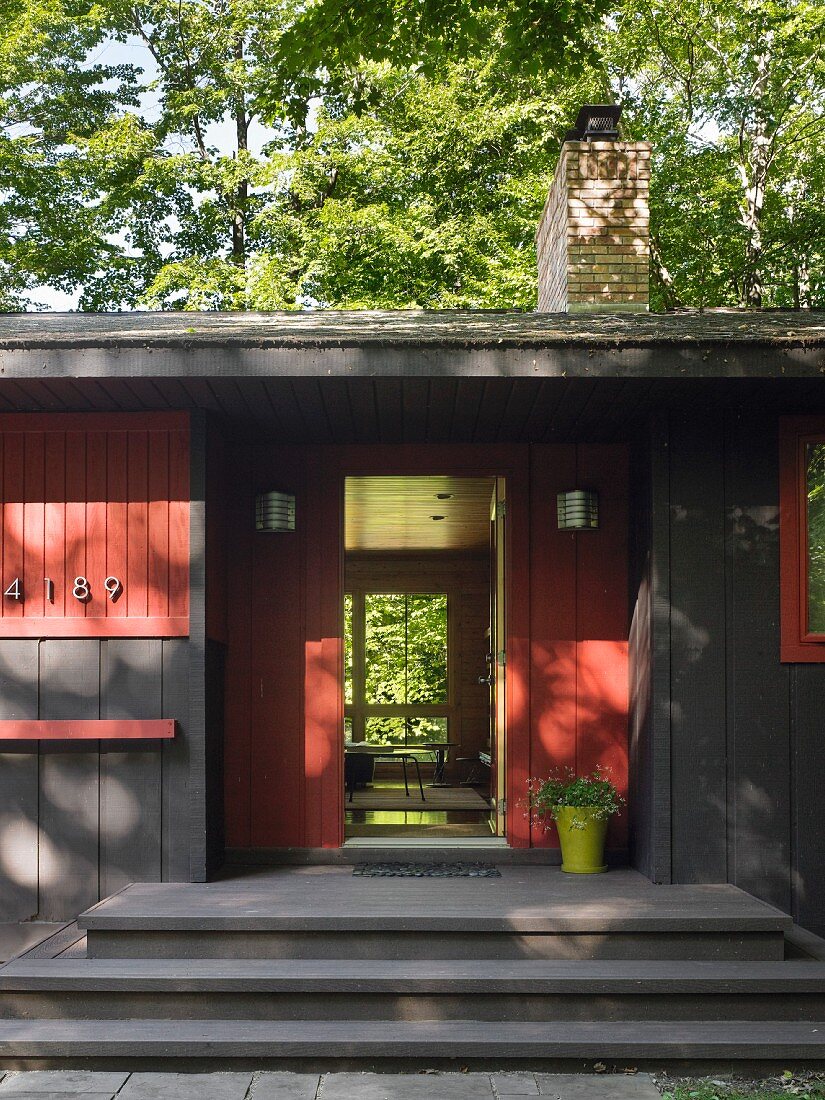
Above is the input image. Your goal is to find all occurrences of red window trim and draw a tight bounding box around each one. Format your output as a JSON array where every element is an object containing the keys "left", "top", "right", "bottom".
[{"left": 780, "top": 416, "right": 825, "bottom": 662}]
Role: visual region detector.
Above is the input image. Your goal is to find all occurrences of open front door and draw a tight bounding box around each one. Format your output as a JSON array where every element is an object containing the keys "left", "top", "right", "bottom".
[{"left": 490, "top": 478, "right": 506, "bottom": 836}]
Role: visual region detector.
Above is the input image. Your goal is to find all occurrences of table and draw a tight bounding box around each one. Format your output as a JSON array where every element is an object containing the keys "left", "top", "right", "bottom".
[
  {"left": 419, "top": 742, "right": 457, "bottom": 786},
  {"left": 344, "top": 745, "right": 426, "bottom": 802}
]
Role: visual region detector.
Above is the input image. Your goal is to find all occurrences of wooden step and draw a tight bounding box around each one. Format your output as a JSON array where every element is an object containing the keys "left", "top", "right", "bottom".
[
  {"left": 3, "top": 959, "right": 824, "bottom": 1022},
  {"left": 79, "top": 872, "right": 790, "bottom": 961},
  {"left": 0, "top": 1018, "right": 823, "bottom": 1069}
]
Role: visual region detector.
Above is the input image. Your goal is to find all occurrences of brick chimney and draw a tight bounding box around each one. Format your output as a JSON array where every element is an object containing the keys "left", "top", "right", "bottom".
[{"left": 536, "top": 105, "right": 650, "bottom": 312}]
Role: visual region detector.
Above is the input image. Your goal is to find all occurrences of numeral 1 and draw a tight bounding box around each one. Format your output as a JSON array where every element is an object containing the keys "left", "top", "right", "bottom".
[{"left": 45, "top": 578, "right": 54, "bottom": 603}]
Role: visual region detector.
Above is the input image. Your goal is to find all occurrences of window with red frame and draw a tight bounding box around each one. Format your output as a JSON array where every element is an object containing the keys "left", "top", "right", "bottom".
[{"left": 780, "top": 417, "right": 825, "bottom": 661}]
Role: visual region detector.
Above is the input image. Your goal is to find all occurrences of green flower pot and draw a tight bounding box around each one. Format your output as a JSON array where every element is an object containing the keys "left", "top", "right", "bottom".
[{"left": 555, "top": 806, "right": 609, "bottom": 874}]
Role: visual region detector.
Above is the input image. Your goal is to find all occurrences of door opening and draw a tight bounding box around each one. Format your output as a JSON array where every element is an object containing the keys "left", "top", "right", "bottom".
[{"left": 342, "top": 475, "right": 506, "bottom": 841}]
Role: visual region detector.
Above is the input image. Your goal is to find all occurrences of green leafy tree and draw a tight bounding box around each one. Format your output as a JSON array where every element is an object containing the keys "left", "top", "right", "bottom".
[{"left": 610, "top": 0, "right": 825, "bottom": 308}]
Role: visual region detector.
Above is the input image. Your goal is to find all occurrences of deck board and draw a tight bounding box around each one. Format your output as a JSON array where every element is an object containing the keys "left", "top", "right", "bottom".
[{"left": 77, "top": 867, "right": 790, "bottom": 933}]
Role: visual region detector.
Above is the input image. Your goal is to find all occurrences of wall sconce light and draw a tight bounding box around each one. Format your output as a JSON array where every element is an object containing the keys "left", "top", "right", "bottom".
[
  {"left": 557, "top": 489, "right": 599, "bottom": 530},
  {"left": 255, "top": 491, "right": 296, "bottom": 532}
]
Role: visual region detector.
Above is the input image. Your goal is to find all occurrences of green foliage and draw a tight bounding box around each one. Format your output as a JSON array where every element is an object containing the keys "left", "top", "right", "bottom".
[
  {"left": 349, "top": 593, "right": 449, "bottom": 745},
  {"left": 527, "top": 767, "right": 625, "bottom": 828},
  {"left": 663, "top": 1078, "right": 825, "bottom": 1100},
  {"left": 1, "top": 0, "right": 823, "bottom": 311}
]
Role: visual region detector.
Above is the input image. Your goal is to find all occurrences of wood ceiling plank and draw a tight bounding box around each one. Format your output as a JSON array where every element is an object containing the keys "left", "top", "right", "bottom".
[{"left": 345, "top": 475, "right": 494, "bottom": 552}]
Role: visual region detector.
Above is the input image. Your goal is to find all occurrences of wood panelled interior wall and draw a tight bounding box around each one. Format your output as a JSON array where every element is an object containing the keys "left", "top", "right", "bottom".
[
  {"left": 646, "top": 409, "right": 825, "bottom": 935},
  {"left": 224, "top": 443, "right": 630, "bottom": 853},
  {"left": 0, "top": 637, "right": 192, "bottom": 921},
  {"left": 345, "top": 554, "right": 490, "bottom": 777}
]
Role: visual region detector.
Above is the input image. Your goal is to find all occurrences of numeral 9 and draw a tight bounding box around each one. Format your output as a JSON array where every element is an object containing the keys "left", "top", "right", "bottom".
[{"left": 104, "top": 576, "right": 122, "bottom": 601}]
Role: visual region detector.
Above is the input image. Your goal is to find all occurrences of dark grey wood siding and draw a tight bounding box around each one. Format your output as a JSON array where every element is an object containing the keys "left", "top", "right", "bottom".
[
  {"left": 635, "top": 408, "right": 825, "bottom": 935},
  {"left": 0, "top": 415, "right": 213, "bottom": 922}
]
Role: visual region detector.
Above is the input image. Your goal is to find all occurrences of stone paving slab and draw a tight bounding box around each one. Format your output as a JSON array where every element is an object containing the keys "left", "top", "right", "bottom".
[
  {"left": 492, "top": 1073, "right": 540, "bottom": 1095},
  {"left": 0, "top": 1093, "right": 118, "bottom": 1100},
  {"left": 250, "top": 1072, "right": 319, "bottom": 1099},
  {"left": 537, "top": 1075, "right": 659, "bottom": 1099},
  {"left": 0, "top": 1072, "right": 128, "bottom": 1095},
  {"left": 319, "top": 1073, "right": 494, "bottom": 1099},
  {"left": 117, "top": 1073, "right": 252, "bottom": 1100}
]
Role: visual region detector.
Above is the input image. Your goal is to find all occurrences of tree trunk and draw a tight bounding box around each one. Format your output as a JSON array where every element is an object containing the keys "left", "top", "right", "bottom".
[
  {"left": 737, "top": 39, "right": 772, "bottom": 308},
  {"left": 232, "top": 34, "right": 248, "bottom": 273}
]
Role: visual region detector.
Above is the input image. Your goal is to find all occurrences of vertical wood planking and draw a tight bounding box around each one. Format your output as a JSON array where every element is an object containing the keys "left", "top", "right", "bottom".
[
  {"left": 504, "top": 453, "right": 531, "bottom": 848},
  {"left": 105, "top": 431, "right": 128, "bottom": 620},
  {"left": 223, "top": 446, "right": 253, "bottom": 847},
  {"left": 575, "top": 444, "right": 629, "bottom": 852},
  {"left": 791, "top": 664, "right": 825, "bottom": 936},
  {"left": 725, "top": 412, "right": 791, "bottom": 912},
  {"left": 38, "top": 639, "right": 100, "bottom": 920},
  {"left": 528, "top": 444, "right": 577, "bottom": 848},
  {"left": 99, "top": 639, "right": 163, "bottom": 896},
  {"left": 23, "top": 433, "right": 45, "bottom": 618},
  {"left": 44, "top": 432, "right": 66, "bottom": 619},
  {"left": 3, "top": 433, "right": 25, "bottom": 620},
  {"left": 668, "top": 412, "right": 728, "bottom": 883},
  {"left": 161, "top": 637, "right": 191, "bottom": 881},
  {"left": 249, "top": 449, "right": 305, "bottom": 847},
  {"left": 126, "top": 432, "right": 149, "bottom": 618},
  {"left": 84, "top": 431, "right": 108, "bottom": 621},
  {"left": 168, "top": 427, "right": 190, "bottom": 621},
  {"left": 0, "top": 641, "right": 40, "bottom": 920},
  {"left": 63, "top": 432, "right": 86, "bottom": 621},
  {"left": 147, "top": 430, "right": 170, "bottom": 619},
  {"left": 627, "top": 435, "right": 652, "bottom": 879},
  {"left": 186, "top": 412, "right": 208, "bottom": 880},
  {"left": 648, "top": 413, "right": 673, "bottom": 883}
]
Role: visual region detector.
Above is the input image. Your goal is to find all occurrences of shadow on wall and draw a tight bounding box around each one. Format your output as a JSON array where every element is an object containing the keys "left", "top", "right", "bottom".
[
  {"left": 0, "top": 640, "right": 180, "bottom": 923},
  {"left": 529, "top": 639, "right": 628, "bottom": 850}
]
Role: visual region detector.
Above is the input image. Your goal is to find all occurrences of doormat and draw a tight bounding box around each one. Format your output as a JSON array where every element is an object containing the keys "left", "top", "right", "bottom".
[{"left": 353, "top": 862, "right": 501, "bottom": 878}]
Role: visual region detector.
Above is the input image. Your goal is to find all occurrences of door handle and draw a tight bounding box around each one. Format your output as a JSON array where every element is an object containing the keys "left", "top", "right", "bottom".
[{"left": 478, "top": 675, "right": 494, "bottom": 686}]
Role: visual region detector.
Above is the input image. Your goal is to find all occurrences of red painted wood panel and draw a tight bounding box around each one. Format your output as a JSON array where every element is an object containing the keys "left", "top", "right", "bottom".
[
  {"left": 529, "top": 444, "right": 578, "bottom": 849},
  {"left": 223, "top": 441, "right": 628, "bottom": 852},
  {"left": 0, "top": 413, "right": 190, "bottom": 637},
  {"left": 779, "top": 416, "right": 825, "bottom": 662},
  {"left": 0, "top": 719, "right": 175, "bottom": 740},
  {"left": 248, "top": 447, "right": 305, "bottom": 848},
  {"left": 574, "top": 445, "right": 629, "bottom": 851}
]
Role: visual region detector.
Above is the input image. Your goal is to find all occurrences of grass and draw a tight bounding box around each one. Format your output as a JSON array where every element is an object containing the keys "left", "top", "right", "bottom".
[{"left": 662, "top": 1080, "right": 825, "bottom": 1100}]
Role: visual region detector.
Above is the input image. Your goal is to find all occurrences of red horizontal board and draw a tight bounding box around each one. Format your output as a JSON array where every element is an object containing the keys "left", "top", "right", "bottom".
[
  {"left": 0, "top": 413, "right": 190, "bottom": 638},
  {"left": 0, "top": 616, "right": 188, "bottom": 637},
  {"left": 0, "top": 719, "right": 176, "bottom": 740}
]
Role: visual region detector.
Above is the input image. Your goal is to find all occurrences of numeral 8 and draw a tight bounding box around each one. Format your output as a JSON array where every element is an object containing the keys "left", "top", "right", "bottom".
[{"left": 72, "top": 577, "right": 90, "bottom": 601}]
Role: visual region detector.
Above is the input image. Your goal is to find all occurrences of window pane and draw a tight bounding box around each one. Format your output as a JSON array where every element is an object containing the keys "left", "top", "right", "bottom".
[
  {"left": 365, "top": 716, "right": 406, "bottom": 744},
  {"left": 365, "top": 594, "right": 407, "bottom": 704},
  {"left": 407, "top": 716, "right": 448, "bottom": 745},
  {"left": 807, "top": 443, "right": 825, "bottom": 633},
  {"left": 406, "top": 594, "right": 448, "bottom": 704},
  {"left": 344, "top": 594, "right": 353, "bottom": 705}
]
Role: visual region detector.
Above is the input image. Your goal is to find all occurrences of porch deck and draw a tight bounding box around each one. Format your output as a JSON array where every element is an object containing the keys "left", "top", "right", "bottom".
[{"left": 78, "top": 866, "right": 789, "bottom": 935}]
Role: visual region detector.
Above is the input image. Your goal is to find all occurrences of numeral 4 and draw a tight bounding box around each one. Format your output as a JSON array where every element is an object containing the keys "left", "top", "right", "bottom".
[{"left": 4, "top": 578, "right": 21, "bottom": 601}]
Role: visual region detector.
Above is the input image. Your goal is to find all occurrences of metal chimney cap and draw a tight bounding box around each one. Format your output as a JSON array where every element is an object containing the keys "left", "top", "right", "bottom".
[{"left": 565, "top": 104, "right": 622, "bottom": 142}]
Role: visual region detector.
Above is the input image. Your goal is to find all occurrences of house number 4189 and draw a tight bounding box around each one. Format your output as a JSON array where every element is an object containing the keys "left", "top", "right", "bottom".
[{"left": 3, "top": 576, "right": 123, "bottom": 602}]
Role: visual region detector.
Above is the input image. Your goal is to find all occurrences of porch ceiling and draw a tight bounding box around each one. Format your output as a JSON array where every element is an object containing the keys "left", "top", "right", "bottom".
[{"left": 0, "top": 375, "right": 823, "bottom": 443}]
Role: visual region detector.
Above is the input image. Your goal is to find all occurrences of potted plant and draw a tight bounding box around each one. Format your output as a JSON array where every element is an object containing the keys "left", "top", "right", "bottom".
[{"left": 526, "top": 767, "right": 624, "bottom": 874}]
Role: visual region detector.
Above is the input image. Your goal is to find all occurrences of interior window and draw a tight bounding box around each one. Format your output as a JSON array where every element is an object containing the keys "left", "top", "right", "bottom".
[{"left": 346, "top": 592, "right": 448, "bottom": 745}]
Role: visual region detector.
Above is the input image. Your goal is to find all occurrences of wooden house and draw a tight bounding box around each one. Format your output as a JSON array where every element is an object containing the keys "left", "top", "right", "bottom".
[{"left": 0, "top": 107, "right": 824, "bottom": 1068}]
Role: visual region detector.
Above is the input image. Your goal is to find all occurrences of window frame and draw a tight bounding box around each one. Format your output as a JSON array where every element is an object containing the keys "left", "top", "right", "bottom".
[
  {"left": 344, "top": 588, "right": 454, "bottom": 745},
  {"left": 780, "top": 416, "right": 825, "bottom": 661}
]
